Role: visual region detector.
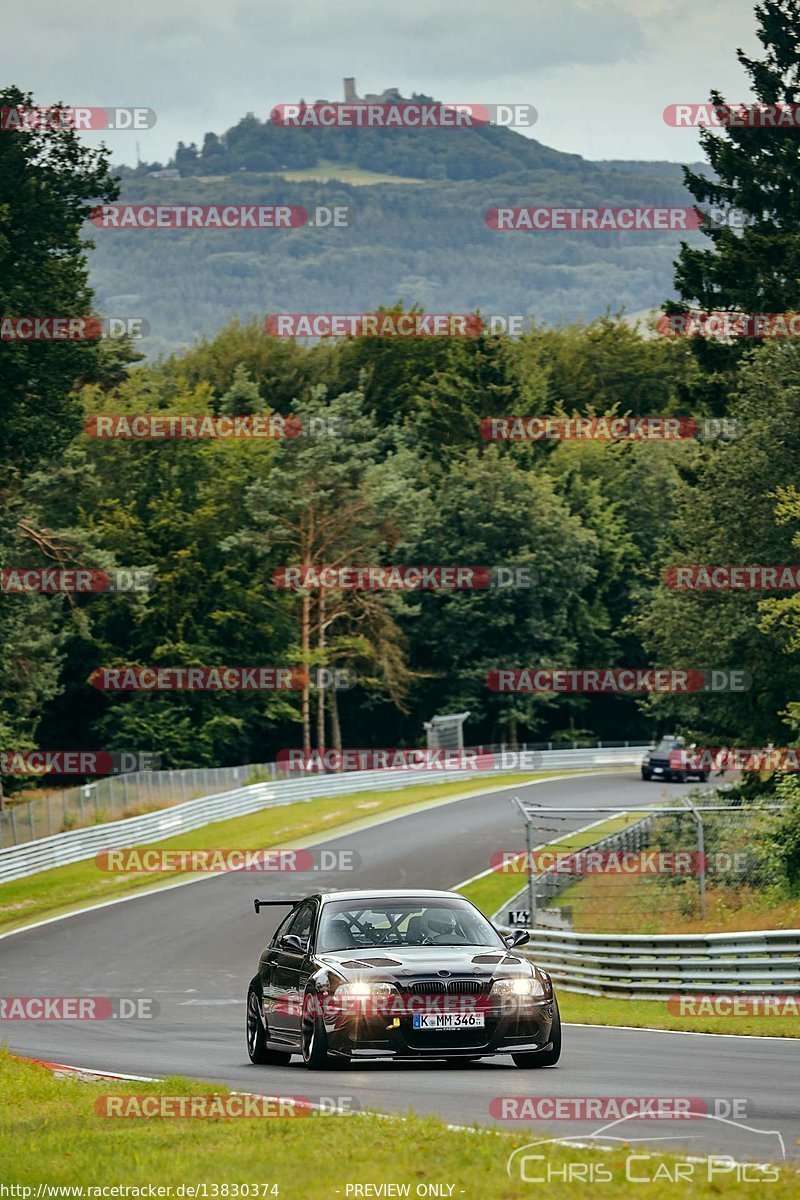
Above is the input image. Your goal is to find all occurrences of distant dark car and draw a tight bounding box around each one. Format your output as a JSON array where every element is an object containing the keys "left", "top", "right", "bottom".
[
  {"left": 641, "top": 737, "right": 708, "bottom": 783},
  {"left": 246, "top": 889, "right": 560, "bottom": 1069}
]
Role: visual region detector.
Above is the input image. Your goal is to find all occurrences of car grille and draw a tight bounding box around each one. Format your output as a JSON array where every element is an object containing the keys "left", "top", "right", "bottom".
[{"left": 407, "top": 979, "right": 488, "bottom": 995}]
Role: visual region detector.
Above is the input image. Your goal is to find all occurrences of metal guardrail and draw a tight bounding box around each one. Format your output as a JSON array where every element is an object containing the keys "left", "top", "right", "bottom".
[
  {"left": 0, "top": 740, "right": 646, "bottom": 848},
  {"left": 0, "top": 745, "right": 646, "bottom": 885},
  {"left": 509, "top": 927, "right": 800, "bottom": 999}
]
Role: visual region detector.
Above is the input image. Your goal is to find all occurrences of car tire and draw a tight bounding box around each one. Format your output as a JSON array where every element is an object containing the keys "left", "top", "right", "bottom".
[
  {"left": 698, "top": 772, "right": 709, "bottom": 783},
  {"left": 301, "top": 988, "right": 338, "bottom": 1070},
  {"left": 246, "top": 987, "right": 292, "bottom": 1066},
  {"left": 641, "top": 769, "right": 652, "bottom": 781},
  {"left": 512, "top": 998, "right": 561, "bottom": 1068}
]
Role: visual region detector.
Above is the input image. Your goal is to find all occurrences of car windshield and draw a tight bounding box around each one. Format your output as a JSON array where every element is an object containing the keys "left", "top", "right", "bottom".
[{"left": 316, "top": 897, "right": 506, "bottom": 951}]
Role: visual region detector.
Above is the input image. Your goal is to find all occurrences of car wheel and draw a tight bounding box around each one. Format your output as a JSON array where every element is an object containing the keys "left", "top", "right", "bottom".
[
  {"left": 301, "top": 988, "right": 338, "bottom": 1069},
  {"left": 512, "top": 998, "right": 561, "bottom": 1068},
  {"left": 698, "top": 772, "right": 709, "bottom": 783},
  {"left": 641, "top": 770, "right": 652, "bottom": 781},
  {"left": 246, "top": 987, "right": 292, "bottom": 1066}
]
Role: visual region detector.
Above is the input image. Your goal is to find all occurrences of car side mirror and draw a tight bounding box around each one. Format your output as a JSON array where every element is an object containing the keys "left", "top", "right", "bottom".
[
  {"left": 505, "top": 929, "right": 530, "bottom": 948},
  {"left": 280, "top": 934, "right": 308, "bottom": 953}
]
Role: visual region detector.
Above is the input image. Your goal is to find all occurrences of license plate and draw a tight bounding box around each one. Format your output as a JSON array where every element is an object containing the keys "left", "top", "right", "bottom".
[
  {"left": 412, "top": 1012, "right": 485, "bottom": 1029},
  {"left": 652, "top": 767, "right": 663, "bottom": 774}
]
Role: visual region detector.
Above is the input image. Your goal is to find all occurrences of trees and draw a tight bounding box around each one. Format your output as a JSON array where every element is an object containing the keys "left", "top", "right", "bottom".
[
  {"left": 225, "top": 387, "right": 419, "bottom": 753},
  {"left": 667, "top": 0, "right": 800, "bottom": 408},
  {"left": 395, "top": 446, "right": 599, "bottom": 744},
  {"left": 0, "top": 86, "right": 118, "bottom": 477},
  {"left": 638, "top": 342, "right": 800, "bottom": 745},
  {"left": 0, "top": 86, "right": 118, "bottom": 782}
]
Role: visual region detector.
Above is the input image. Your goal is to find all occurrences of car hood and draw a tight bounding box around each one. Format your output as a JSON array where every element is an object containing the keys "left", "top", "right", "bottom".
[{"left": 316, "top": 944, "right": 531, "bottom": 980}]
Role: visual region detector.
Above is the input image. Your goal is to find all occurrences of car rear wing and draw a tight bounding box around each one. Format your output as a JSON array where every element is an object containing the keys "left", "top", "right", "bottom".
[{"left": 253, "top": 898, "right": 304, "bottom": 914}]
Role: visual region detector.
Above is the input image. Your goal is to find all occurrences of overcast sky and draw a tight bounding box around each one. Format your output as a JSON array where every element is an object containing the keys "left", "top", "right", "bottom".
[{"left": 1, "top": 0, "right": 764, "bottom": 167}]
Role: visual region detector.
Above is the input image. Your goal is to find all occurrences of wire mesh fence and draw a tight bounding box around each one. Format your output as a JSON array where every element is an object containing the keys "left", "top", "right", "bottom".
[
  {"left": 500, "top": 794, "right": 794, "bottom": 935},
  {"left": 0, "top": 764, "right": 274, "bottom": 847}
]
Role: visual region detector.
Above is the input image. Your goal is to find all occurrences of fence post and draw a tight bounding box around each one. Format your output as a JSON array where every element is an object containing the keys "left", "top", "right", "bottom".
[
  {"left": 29, "top": 802, "right": 36, "bottom": 840},
  {"left": 682, "top": 795, "right": 707, "bottom": 920},
  {"left": 525, "top": 816, "right": 536, "bottom": 929},
  {"left": 11, "top": 806, "right": 18, "bottom": 844}
]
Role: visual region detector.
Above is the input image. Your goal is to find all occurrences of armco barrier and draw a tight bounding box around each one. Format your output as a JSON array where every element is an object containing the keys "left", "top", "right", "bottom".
[
  {"left": 0, "top": 745, "right": 645, "bottom": 885},
  {"left": 508, "top": 928, "right": 800, "bottom": 999}
]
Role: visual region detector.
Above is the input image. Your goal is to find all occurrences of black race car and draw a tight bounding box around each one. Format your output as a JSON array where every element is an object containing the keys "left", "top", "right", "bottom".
[
  {"left": 246, "top": 889, "right": 561, "bottom": 1069},
  {"left": 641, "top": 736, "right": 709, "bottom": 783}
]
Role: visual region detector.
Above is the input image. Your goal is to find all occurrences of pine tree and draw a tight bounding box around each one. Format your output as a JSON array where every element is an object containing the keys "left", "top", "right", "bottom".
[{"left": 666, "top": 1, "right": 800, "bottom": 407}]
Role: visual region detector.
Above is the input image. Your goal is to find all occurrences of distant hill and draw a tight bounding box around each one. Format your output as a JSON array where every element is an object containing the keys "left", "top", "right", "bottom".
[{"left": 94, "top": 100, "right": 710, "bottom": 356}]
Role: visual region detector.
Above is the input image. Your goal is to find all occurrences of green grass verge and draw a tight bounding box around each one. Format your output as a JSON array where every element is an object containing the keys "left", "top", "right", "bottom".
[
  {"left": 276, "top": 158, "right": 427, "bottom": 185},
  {"left": 456, "top": 813, "right": 642, "bottom": 918},
  {"left": 1, "top": 1051, "right": 795, "bottom": 1194},
  {"left": 559, "top": 989, "right": 800, "bottom": 1038},
  {"left": 0, "top": 772, "right": 565, "bottom": 936}
]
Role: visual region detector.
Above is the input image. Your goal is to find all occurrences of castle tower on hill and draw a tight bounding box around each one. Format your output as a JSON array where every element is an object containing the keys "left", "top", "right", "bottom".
[{"left": 343, "top": 78, "right": 404, "bottom": 104}]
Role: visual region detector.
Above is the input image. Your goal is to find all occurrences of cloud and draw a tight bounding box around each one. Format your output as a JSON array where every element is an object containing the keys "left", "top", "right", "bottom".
[{"left": 0, "top": 0, "right": 761, "bottom": 164}]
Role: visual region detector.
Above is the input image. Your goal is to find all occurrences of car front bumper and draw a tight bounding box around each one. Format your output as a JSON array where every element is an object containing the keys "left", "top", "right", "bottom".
[{"left": 321, "top": 995, "right": 557, "bottom": 1059}]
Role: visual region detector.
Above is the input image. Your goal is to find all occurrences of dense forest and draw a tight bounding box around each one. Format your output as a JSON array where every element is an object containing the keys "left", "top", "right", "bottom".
[{"left": 92, "top": 117, "right": 706, "bottom": 355}]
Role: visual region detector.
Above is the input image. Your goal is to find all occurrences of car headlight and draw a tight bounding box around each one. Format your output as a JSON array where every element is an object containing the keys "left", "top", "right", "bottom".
[
  {"left": 335, "top": 981, "right": 397, "bottom": 998},
  {"left": 491, "top": 976, "right": 545, "bottom": 997}
]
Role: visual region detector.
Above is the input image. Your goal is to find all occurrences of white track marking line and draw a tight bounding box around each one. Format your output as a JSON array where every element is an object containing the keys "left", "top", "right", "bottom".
[{"left": 564, "top": 1021, "right": 800, "bottom": 1042}]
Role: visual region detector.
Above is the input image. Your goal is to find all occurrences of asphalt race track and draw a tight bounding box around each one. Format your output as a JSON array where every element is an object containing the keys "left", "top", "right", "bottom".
[{"left": 1, "top": 772, "right": 798, "bottom": 1165}]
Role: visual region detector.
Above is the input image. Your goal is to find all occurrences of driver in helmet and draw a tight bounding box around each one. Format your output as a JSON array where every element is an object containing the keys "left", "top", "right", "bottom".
[{"left": 420, "top": 908, "right": 460, "bottom": 944}]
